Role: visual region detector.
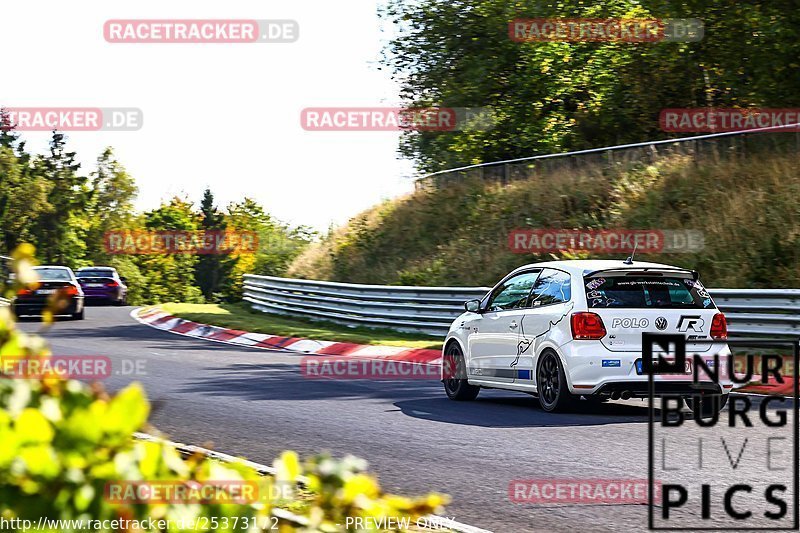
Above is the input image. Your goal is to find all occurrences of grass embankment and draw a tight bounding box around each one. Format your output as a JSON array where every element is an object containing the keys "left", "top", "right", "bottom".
[
  {"left": 157, "top": 302, "right": 443, "bottom": 350},
  {"left": 287, "top": 151, "right": 800, "bottom": 288}
]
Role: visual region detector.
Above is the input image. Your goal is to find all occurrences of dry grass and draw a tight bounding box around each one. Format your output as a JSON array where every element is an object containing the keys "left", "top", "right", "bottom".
[
  {"left": 290, "top": 151, "right": 800, "bottom": 289},
  {"left": 158, "top": 302, "right": 443, "bottom": 349}
]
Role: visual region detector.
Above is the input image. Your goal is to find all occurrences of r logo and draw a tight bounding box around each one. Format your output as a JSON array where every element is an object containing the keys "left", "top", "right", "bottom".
[{"left": 677, "top": 315, "right": 704, "bottom": 332}]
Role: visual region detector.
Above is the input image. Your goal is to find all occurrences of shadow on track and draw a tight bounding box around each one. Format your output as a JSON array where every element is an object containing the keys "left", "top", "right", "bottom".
[
  {"left": 178, "top": 362, "right": 655, "bottom": 428},
  {"left": 179, "top": 364, "right": 441, "bottom": 401},
  {"left": 393, "top": 394, "right": 654, "bottom": 428}
]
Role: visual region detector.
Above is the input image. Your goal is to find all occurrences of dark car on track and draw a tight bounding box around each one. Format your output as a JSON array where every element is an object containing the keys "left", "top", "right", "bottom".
[
  {"left": 75, "top": 266, "right": 128, "bottom": 305},
  {"left": 13, "top": 265, "right": 85, "bottom": 320}
]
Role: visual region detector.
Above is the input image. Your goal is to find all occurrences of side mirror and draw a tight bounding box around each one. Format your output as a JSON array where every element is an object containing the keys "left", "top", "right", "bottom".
[
  {"left": 120, "top": 276, "right": 128, "bottom": 284},
  {"left": 464, "top": 299, "right": 482, "bottom": 313}
]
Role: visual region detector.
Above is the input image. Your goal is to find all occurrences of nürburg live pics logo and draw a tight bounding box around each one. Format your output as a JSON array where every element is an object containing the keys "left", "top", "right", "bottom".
[{"left": 645, "top": 333, "right": 798, "bottom": 530}]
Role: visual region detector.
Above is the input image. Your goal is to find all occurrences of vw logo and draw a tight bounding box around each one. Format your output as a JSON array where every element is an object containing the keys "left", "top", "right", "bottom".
[{"left": 655, "top": 317, "right": 668, "bottom": 330}]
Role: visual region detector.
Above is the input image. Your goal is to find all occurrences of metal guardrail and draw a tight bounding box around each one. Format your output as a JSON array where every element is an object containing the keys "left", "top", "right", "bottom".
[
  {"left": 705, "top": 289, "right": 800, "bottom": 337},
  {"left": 0, "top": 297, "right": 9, "bottom": 307},
  {"left": 243, "top": 275, "right": 800, "bottom": 338},
  {"left": 244, "top": 274, "right": 488, "bottom": 336}
]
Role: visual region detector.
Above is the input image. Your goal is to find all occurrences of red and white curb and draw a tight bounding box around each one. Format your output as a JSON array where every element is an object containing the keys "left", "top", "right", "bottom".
[
  {"left": 132, "top": 306, "right": 442, "bottom": 365},
  {"left": 132, "top": 307, "right": 786, "bottom": 396}
]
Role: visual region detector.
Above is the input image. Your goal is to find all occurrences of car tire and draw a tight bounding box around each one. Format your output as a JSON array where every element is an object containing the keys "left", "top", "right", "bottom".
[
  {"left": 72, "top": 307, "right": 85, "bottom": 320},
  {"left": 536, "top": 350, "right": 576, "bottom": 412},
  {"left": 686, "top": 393, "right": 728, "bottom": 418},
  {"left": 442, "top": 343, "right": 480, "bottom": 401}
]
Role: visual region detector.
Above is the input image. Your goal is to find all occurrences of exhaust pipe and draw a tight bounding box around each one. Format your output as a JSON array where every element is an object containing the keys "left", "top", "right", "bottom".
[
  {"left": 610, "top": 391, "right": 620, "bottom": 400},
  {"left": 621, "top": 390, "right": 632, "bottom": 400}
]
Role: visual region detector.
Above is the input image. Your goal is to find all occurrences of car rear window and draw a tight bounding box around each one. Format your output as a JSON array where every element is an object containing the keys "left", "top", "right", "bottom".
[
  {"left": 34, "top": 268, "right": 72, "bottom": 281},
  {"left": 77, "top": 270, "right": 113, "bottom": 278},
  {"left": 584, "top": 275, "right": 713, "bottom": 309}
]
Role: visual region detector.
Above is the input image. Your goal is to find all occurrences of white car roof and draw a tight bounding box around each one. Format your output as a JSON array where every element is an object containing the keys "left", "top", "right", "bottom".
[
  {"left": 32, "top": 265, "right": 74, "bottom": 281},
  {"left": 508, "top": 259, "right": 695, "bottom": 277}
]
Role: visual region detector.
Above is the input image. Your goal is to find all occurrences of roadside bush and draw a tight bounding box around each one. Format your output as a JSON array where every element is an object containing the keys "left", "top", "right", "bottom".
[
  {"left": 0, "top": 253, "right": 447, "bottom": 532},
  {"left": 107, "top": 255, "right": 148, "bottom": 305}
]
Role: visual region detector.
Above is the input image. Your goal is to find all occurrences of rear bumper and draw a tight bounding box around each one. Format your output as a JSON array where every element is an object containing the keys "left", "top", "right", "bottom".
[
  {"left": 13, "top": 297, "right": 83, "bottom": 316},
  {"left": 562, "top": 340, "right": 734, "bottom": 394},
  {"left": 84, "top": 293, "right": 119, "bottom": 300},
  {"left": 591, "top": 381, "right": 726, "bottom": 398},
  {"left": 82, "top": 288, "right": 121, "bottom": 300}
]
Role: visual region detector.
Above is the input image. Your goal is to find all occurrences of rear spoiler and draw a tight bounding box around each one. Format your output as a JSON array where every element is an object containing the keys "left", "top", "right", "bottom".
[{"left": 584, "top": 267, "right": 699, "bottom": 280}]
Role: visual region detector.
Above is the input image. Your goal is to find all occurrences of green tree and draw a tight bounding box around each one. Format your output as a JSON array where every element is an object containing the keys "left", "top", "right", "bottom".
[
  {"left": 382, "top": 0, "right": 800, "bottom": 173},
  {"left": 31, "top": 132, "right": 90, "bottom": 265},
  {"left": 137, "top": 197, "right": 203, "bottom": 304},
  {"left": 0, "top": 125, "right": 311, "bottom": 305},
  {"left": 225, "top": 198, "right": 314, "bottom": 298},
  {"left": 194, "top": 188, "right": 234, "bottom": 300},
  {"left": 0, "top": 113, "right": 49, "bottom": 254},
  {"left": 84, "top": 147, "right": 139, "bottom": 264},
  {"left": 0, "top": 147, "right": 49, "bottom": 254}
]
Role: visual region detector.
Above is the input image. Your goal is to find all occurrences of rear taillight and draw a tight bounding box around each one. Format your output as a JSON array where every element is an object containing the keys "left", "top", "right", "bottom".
[
  {"left": 63, "top": 285, "right": 79, "bottom": 296},
  {"left": 106, "top": 281, "right": 119, "bottom": 287},
  {"left": 571, "top": 312, "right": 607, "bottom": 340},
  {"left": 710, "top": 312, "right": 728, "bottom": 340},
  {"left": 16, "top": 288, "right": 32, "bottom": 296}
]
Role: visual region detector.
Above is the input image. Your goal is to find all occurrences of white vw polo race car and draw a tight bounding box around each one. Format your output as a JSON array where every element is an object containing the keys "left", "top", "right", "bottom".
[{"left": 441, "top": 260, "right": 733, "bottom": 414}]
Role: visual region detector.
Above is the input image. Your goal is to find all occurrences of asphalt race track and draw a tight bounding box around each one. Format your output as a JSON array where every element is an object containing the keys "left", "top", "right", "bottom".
[{"left": 17, "top": 306, "right": 795, "bottom": 533}]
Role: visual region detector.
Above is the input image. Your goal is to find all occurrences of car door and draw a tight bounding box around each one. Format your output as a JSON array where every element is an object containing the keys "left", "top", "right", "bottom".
[
  {"left": 512, "top": 268, "right": 573, "bottom": 388},
  {"left": 468, "top": 270, "right": 541, "bottom": 384}
]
